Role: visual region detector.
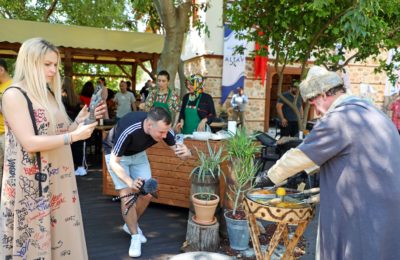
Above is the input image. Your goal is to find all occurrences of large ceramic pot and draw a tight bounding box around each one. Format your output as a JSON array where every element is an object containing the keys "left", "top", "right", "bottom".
[{"left": 192, "top": 193, "right": 220, "bottom": 225}]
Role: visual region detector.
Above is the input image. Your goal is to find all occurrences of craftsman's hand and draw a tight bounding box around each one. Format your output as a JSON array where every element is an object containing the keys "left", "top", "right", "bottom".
[
  {"left": 303, "top": 194, "right": 320, "bottom": 204},
  {"left": 254, "top": 170, "right": 275, "bottom": 188},
  {"left": 280, "top": 118, "right": 288, "bottom": 127},
  {"left": 175, "top": 144, "right": 192, "bottom": 159},
  {"left": 128, "top": 178, "right": 144, "bottom": 193}
]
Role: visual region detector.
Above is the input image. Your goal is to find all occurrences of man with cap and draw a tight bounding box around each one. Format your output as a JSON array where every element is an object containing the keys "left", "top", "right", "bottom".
[
  {"left": 256, "top": 66, "right": 400, "bottom": 259},
  {"left": 276, "top": 80, "right": 303, "bottom": 137},
  {"left": 0, "top": 59, "right": 12, "bottom": 197}
]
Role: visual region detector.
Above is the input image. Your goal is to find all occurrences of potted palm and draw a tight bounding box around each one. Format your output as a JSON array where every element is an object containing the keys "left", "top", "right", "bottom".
[
  {"left": 223, "top": 127, "right": 261, "bottom": 250},
  {"left": 190, "top": 141, "right": 226, "bottom": 225}
]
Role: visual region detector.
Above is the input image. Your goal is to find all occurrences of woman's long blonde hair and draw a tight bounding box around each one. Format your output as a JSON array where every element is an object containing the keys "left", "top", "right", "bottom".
[{"left": 13, "top": 38, "right": 68, "bottom": 125}]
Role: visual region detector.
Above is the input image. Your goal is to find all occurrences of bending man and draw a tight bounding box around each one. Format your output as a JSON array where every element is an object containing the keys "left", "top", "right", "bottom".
[{"left": 103, "top": 107, "right": 191, "bottom": 258}]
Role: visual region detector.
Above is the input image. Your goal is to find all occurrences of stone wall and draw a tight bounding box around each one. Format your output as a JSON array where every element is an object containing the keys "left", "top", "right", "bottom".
[{"left": 184, "top": 53, "right": 389, "bottom": 133}]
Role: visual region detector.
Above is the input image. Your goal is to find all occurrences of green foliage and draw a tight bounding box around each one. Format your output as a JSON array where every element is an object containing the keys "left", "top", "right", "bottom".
[
  {"left": 228, "top": 156, "right": 259, "bottom": 215},
  {"left": 129, "top": 0, "right": 161, "bottom": 33},
  {"left": 225, "top": 128, "right": 261, "bottom": 215},
  {"left": 190, "top": 141, "right": 226, "bottom": 182},
  {"left": 0, "top": 0, "right": 131, "bottom": 29},
  {"left": 224, "top": 128, "right": 261, "bottom": 161},
  {"left": 225, "top": 0, "right": 400, "bottom": 128},
  {"left": 194, "top": 192, "right": 218, "bottom": 201}
]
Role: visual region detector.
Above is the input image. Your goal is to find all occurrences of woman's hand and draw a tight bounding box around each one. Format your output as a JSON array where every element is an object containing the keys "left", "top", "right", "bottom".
[
  {"left": 94, "top": 101, "right": 107, "bottom": 119},
  {"left": 75, "top": 101, "right": 106, "bottom": 123},
  {"left": 197, "top": 118, "right": 208, "bottom": 132},
  {"left": 175, "top": 120, "right": 183, "bottom": 133},
  {"left": 70, "top": 121, "right": 97, "bottom": 142}
]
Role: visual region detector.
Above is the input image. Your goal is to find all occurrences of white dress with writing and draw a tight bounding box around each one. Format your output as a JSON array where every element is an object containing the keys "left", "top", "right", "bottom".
[{"left": 0, "top": 99, "right": 87, "bottom": 259}]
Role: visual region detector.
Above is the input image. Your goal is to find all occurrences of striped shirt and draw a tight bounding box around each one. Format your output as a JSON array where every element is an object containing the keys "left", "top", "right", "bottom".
[{"left": 102, "top": 111, "right": 175, "bottom": 156}]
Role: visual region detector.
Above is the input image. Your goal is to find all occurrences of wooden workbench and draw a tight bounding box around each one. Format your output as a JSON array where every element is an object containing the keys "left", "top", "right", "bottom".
[{"left": 102, "top": 138, "right": 228, "bottom": 208}]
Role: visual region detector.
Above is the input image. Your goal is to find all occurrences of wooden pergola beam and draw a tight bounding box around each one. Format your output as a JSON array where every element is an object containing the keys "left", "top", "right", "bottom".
[{"left": 0, "top": 42, "right": 160, "bottom": 85}]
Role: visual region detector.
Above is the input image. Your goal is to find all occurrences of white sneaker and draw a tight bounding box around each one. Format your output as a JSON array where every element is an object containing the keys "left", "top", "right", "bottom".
[
  {"left": 75, "top": 167, "right": 87, "bottom": 176},
  {"left": 129, "top": 234, "right": 141, "bottom": 257},
  {"left": 123, "top": 224, "right": 147, "bottom": 243},
  {"left": 76, "top": 166, "right": 87, "bottom": 176}
]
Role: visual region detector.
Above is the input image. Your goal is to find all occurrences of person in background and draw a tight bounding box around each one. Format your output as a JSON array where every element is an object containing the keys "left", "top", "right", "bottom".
[
  {"left": 126, "top": 80, "right": 133, "bottom": 93},
  {"left": 276, "top": 81, "right": 303, "bottom": 137},
  {"left": 388, "top": 93, "right": 400, "bottom": 134},
  {"left": 140, "top": 79, "right": 151, "bottom": 102},
  {"left": 80, "top": 81, "right": 94, "bottom": 107},
  {"left": 107, "top": 88, "right": 117, "bottom": 120},
  {"left": 176, "top": 74, "right": 216, "bottom": 134},
  {"left": 99, "top": 77, "right": 109, "bottom": 119},
  {"left": 144, "top": 70, "right": 180, "bottom": 119},
  {"left": 62, "top": 78, "right": 88, "bottom": 176},
  {"left": 230, "top": 86, "right": 248, "bottom": 127},
  {"left": 0, "top": 37, "right": 106, "bottom": 259},
  {"left": 115, "top": 80, "right": 136, "bottom": 121},
  {"left": 0, "top": 58, "right": 12, "bottom": 198},
  {"left": 256, "top": 66, "right": 400, "bottom": 260},
  {"left": 103, "top": 107, "right": 192, "bottom": 257}
]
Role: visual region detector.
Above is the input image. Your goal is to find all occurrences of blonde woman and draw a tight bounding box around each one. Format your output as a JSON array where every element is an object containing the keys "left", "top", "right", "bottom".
[{"left": 0, "top": 38, "right": 105, "bottom": 259}]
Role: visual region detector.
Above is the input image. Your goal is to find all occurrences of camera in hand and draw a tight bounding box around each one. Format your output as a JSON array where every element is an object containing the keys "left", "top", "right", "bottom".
[
  {"left": 112, "top": 178, "right": 158, "bottom": 202},
  {"left": 139, "top": 178, "right": 158, "bottom": 198}
]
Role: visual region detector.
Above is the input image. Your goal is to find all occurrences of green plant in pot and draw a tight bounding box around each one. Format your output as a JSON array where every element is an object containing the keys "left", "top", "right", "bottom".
[
  {"left": 191, "top": 192, "right": 220, "bottom": 225},
  {"left": 190, "top": 141, "right": 226, "bottom": 225},
  {"left": 224, "top": 127, "right": 261, "bottom": 213},
  {"left": 223, "top": 127, "right": 260, "bottom": 250}
]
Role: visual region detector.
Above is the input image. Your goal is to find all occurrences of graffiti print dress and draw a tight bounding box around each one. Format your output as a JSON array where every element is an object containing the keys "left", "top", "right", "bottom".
[{"left": 0, "top": 98, "right": 88, "bottom": 259}]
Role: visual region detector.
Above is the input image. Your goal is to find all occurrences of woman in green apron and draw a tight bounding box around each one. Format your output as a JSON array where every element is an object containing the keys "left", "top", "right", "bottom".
[
  {"left": 144, "top": 70, "right": 180, "bottom": 117},
  {"left": 176, "top": 74, "right": 216, "bottom": 134}
]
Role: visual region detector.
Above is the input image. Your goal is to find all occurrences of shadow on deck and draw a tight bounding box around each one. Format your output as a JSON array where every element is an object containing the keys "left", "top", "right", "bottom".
[{"left": 77, "top": 166, "right": 189, "bottom": 260}]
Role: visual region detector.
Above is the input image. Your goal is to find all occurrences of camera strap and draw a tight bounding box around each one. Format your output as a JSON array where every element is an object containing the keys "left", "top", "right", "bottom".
[{"left": 8, "top": 87, "right": 46, "bottom": 197}]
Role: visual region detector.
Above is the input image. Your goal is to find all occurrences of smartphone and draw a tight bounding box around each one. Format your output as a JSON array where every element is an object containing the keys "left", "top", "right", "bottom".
[{"left": 175, "top": 134, "right": 184, "bottom": 146}]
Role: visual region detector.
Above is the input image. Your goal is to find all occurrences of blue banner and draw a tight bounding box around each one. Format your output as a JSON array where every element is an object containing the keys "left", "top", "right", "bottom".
[{"left": 220, "top": 25, "right": 247, "bottom": 104}]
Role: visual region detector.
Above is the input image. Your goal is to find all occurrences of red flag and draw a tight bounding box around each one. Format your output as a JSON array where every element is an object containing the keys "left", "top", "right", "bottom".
[{"left": 254, "top": 32, "right": 268, "bottom": 85}]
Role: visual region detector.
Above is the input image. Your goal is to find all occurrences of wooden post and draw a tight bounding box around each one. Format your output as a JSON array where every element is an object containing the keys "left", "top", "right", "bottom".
[{"left": 184, "top": 212, "right": 220, "bottom": 252}]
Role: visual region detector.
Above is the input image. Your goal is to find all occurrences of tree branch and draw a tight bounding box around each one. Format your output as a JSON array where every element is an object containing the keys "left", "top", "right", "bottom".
[
  {"left": 136, "top": 60, "right": 153, "bottom": 78},
  {"left": 117, "top": 64, "right": 132, "bottom": 78},
  {"left": 43, "top": 0, "right": 58, "bottom": 22}
]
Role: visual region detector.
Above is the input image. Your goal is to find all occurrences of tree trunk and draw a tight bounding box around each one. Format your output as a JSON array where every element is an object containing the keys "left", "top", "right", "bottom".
[
  {"left": 153, "top": 0, "right": 191, "bottom": 90},
  {"left": 185, "top": 212, "right": 220, "bottom": 252}
]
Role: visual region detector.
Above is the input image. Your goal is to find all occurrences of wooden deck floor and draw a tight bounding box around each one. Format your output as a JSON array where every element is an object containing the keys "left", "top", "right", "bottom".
[{"left": 77, "top": 166, "right": 189, "bottom": 260}]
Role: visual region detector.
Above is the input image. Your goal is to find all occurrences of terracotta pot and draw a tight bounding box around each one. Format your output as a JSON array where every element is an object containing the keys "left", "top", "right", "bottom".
[{"left": 192, "top": 193, "right": 220, "bottom": 225}]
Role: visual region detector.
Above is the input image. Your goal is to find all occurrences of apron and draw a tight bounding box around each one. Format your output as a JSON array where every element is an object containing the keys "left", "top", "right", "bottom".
[
  {"left": 153, "top": 88, "right": 171, "bottom": 115},
  {"left": 182, "top": 94, "right": 202, "bottom": 134}
]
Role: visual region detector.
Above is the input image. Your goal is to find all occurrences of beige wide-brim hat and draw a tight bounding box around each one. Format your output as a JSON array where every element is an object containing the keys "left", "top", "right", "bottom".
[{"left": 299, "top": 66, "right": 343, "bottom": 101}]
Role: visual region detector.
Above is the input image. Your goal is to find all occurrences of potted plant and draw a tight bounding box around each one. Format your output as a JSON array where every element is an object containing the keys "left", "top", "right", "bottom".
[
  {"left": 190, "top": 141, "right": 226, "bottom": 224},
  {"left": 223, "top": 127, "right": 261, "bottom": 250},
  {"left": 191, "top": 192, "right": 220, "bottom": 225}
]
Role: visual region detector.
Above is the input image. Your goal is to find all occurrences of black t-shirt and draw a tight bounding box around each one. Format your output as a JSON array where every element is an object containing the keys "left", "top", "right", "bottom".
[{"left": 103, "top": 111, "right": 176, "bottom": 156}]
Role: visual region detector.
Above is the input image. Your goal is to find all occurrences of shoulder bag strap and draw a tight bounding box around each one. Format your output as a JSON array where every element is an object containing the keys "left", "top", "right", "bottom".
[{"left": 5, "top": 87, "right": 45, "bottom": 197}]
